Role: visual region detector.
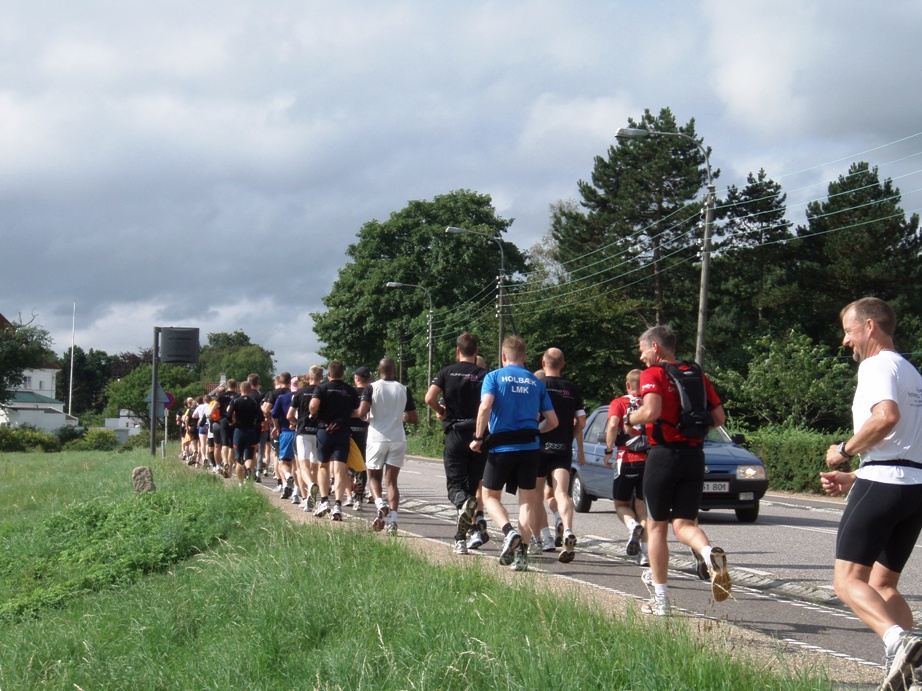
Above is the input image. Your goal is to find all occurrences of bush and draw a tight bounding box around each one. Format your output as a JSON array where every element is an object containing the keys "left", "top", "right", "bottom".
[
  {"left": 63, "top": 428, "right": 119, "bottom": 452},
  {"left": 0, "top": 426, "right": 62, "bottom": 453},
  {"left": 406, "top": 424, "right": 445, "bottom": 458},
  {"left": 743, "top": 426, "right": 842, "bottom": 494},
  {"left": 54, "top": 425, "right": 85, "bottom": 445},
  {"left": 119, "top": 433, "right": 150, "bottom": 452}
]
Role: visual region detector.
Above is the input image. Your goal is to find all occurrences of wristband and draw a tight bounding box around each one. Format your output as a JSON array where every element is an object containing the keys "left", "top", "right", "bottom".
[
  {"left": 604, "top": 448, "right": 614, "bottom": 455},
  {"left": 473, "top": 435, "right": 484, "bottom": 442}
]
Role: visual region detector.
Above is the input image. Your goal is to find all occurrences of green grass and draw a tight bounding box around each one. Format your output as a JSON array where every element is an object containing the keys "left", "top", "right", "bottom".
[{"left": 0, "top": 448, "right": 832, "bottom": 690}]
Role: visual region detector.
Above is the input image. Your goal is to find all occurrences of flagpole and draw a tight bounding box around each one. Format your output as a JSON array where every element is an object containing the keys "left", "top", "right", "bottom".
[{"left": 68, "top": 301, "right": 76, "bottom": 417}]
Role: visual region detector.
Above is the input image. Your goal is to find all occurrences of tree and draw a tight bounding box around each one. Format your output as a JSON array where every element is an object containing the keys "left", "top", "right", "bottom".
[
  {"left": 312, "top": 189, "right": 526, "bottom": 376},
  {"left": 55, "top": 346, "right": 113, "bottom": 415},
  {"left": 707, "top": 169, "right": 799, "bottom": 369},
  {"left": 197, "top": 331, "right": 275, "bottom": 385},
  {"left": 797, "top": 162, "right": 922, "bottom": 347},
  {"left": 551, "top": 107, "right": 714, "bottom": 327},
  {"left": 103, "top": 363, "right": 199, "bottom": 428},
  {"left": 0, "top": 315, "right": 54, "bottom": 405},
  {"left": 711, "top": 331, "right": 854, "bottom": 432}
]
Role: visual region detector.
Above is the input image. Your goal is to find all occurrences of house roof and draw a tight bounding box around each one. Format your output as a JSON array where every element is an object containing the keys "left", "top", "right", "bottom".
[{"left": 6, "top": 391, "right": 63, "bottom": 405}]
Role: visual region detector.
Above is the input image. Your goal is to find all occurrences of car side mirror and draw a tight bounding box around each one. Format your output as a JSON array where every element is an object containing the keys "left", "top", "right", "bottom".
[{"left": 731, "top": 433, "right": 745, "bottom": 445}]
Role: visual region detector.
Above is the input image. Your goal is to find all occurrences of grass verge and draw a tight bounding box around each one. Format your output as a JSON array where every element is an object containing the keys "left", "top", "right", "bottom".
[{"left": 0, "top": 448, "right": 831, "bottom": 690}]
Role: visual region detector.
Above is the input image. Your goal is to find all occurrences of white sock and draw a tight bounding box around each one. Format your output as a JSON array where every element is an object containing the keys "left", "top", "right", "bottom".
[
  {"left": 641, "top": 542, "right": 649, "bottom": 555},
  {"left": 284, "top": 472, "right": 292, "bottom": 482},
  {"left": 389, "top": 509, "right": 398, "bottom": 523},
  {"left": 553, "top": 512, "right": 561, "bottom": 525},
  {"left": 654, "top": 583, "right": 668, "bottom": 599},
  {"left": 626, "top": 518, "right": 638, "bottom": 533},
  {"left": 701, "top": 546, "right": 713, "bottom": 565},
  {"left": 884, "top": 625, "right": 906, "bottom": 653},
  {"left": 541, "top": 527, "right": 552, "bottom": 540}
]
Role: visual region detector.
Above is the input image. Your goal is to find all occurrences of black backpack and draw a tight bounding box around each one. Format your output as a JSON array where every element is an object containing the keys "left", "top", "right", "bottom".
[{"left": 652, "top": 361, "right": 714, "bottom": 441}]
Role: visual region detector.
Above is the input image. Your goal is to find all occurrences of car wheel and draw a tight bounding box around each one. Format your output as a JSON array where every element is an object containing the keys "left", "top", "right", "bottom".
[
  {"left": 735, "top": 504, "right": 759, "bottom": 523},
  {"left": 571, "top": 472, "right": 592, "bottom": 513}
]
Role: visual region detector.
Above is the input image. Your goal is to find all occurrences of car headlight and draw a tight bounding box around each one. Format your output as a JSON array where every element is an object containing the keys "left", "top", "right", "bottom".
[{"left": 736, "top": 465, "right": 766, "bottom": 480}]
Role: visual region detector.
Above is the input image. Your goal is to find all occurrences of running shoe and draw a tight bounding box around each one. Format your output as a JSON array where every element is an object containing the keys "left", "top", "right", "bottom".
[
  {"left": 477, "top": 520, "right": 490, "bottom": 546},
  {"left": 882, "top": 631, "right": 922, "bottom": 691},
  {"left": 691, "top": 547, "right": 709, "bottom": 581},
  {"left": 530, "top": 535, "right": 542, "bottom": 554},
  {"left": 281, "top": 476, "right": 294, "bottom": 500},
  {"left": 542, "top": 533, "right": 557, "bottom": 552},
  {"left": 638, "top": 552, "right": 650, "bottom": 567},
  {"left": 386, "top": 522, "right": 398, "bottom": 536},
  {"left": 353, "top": 494, "right": 363, "bottom": 512},
  {"left": 511, "top": 545, "right": 528, "bottom": 572},
  {"left": 291, "top": 494, "right": 301, "bottom": 505},
  {"left": 555, "top": 520, "right": 564, "bottom": 548},
  {"left": 456, "top": 496, "right": 478, "bottom": 537},
  {"left": 498, "top": 531, "right": 522, "bottom": 566},
  {"left": 641, "top": 569, "right": 654, "bottom": 588},
  {"left": 343, "top": 495, "right": 353, "bottom": 507},
  {"left": 313, "top": 501, "right": 330, "bottom": 518},
  {"left": 253, "top": 472, "right": 262, "bottom": 484},
  {"left": 708, "top": 547, "right": 732, "bottom": 602},
  {"left": 302, "top": 498, "right": 312, "bottom": 513},
  {"left": 640, "top": 596, "right": 670, "bottom": 616},
  {"left": 309, "top": 483, "right": 320, "bottom": 506},
  {"left": 372, "top": 505, "right": 390, "bottom": 532},
  {"left": 331, "top": 504, "right": 343, "bottom": 521},
  {"left": 272, "top": 482, "right": 284, "bottom": 493},
  {"left": 454, "top": 538, "right": 468, "bottom": 555},
  {"left": 558, "top": 530, "right": 576, "bottom": 564},
  {"left": 626, "top": 523, "right": 643, "bottom": 557},
  {"left": 466, "top": 530, "right": 484, "bottom": 551}
]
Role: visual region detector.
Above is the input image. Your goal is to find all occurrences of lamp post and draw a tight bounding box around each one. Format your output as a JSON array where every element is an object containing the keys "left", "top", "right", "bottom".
[
  {"left": 615, "top": 127, "right": 715, "bottom": 365},
  {"left": 386, "top": 281, "right": 433, "bottom": 427},
  {"left": 445, "top": 226, "right": 509, "bottom": 367}
]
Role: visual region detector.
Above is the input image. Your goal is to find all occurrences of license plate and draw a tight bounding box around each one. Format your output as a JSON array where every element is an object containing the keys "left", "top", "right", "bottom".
[{"left": 703, "top": 481, "right": 729, "bottom": 493}]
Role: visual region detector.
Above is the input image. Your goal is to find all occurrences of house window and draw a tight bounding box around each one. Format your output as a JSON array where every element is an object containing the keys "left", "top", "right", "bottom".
[
  {"left": 39, "top": 380, "right": 44, "bottom": 389},
  {"left": 22, "top": 376, "right": 31, "bottom": 389}
]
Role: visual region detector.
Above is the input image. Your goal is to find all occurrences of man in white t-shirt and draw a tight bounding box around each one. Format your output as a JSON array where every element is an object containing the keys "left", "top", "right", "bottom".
[
  {"left": 358, "top": 357, "right": 419, "bottom": 535},
  {"left": 820, "top": 297, "right": 922, "bottom": 691}
]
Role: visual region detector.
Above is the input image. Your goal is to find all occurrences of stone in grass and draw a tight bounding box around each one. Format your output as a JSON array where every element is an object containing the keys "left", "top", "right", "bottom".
[{"left": 132, "top": 466, "right": 156, "bottom": 493}]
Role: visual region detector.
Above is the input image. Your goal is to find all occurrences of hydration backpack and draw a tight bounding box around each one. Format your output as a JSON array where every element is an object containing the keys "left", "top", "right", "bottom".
[{"left": 653, "top": 361, "right": 714, "bottom": 440}]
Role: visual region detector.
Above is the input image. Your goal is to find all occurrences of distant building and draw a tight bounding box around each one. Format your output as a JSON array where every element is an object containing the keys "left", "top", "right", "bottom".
[{"left": 0, "top": 366, "right": 78, "bottom": 432}]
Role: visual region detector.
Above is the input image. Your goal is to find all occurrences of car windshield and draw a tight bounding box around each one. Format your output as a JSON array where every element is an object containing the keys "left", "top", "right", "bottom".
[{"left": 706, "top": 426, "right": 733, "bottom": 443}]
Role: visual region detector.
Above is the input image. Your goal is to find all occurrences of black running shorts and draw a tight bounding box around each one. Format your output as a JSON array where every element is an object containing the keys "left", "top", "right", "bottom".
[
  {"left": 483, "top": 449, "right": 539, "bottom": 492},
  {"left": 613, "top": 460, "right": 645, "bottom": 502},
  {"left": 836, "top": 478, "right": 922, "bottom": 571},
  {"left": 316, "top": 427, "right": 351, "bottom": 463},
  {"left": 642, "top": 444, "right": 705, "bottom": 521},
  {"left": 538, "top": 451, "right": 571, "bottom": 479}
]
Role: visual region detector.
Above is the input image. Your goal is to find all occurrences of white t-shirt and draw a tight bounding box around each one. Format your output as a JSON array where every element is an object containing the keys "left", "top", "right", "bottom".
[
  {"left": 366, "top": 379, "right": 411, "bottom": 443},
  {"left": 193, "top": 403, "right": 210, "bottom": 426},
  {"left": 854, "top": 350, "right": 922, "bottom": 485}
]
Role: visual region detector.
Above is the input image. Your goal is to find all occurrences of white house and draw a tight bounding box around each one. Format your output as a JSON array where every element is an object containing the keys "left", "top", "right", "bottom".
[{"left": 0, "top": 366, "right": 78, "bottom": 432}]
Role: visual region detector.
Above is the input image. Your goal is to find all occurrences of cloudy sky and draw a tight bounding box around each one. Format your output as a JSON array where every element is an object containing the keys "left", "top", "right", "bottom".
[{"left": 3, "top": 1, "right": 922, "bottom": 375}]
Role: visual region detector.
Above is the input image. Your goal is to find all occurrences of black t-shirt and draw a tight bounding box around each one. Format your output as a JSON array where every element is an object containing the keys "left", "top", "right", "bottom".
[
  {"left": 312, "top": 379, "right": 359, "bottom": 428},
  {"left": 350, "top": 385, "right": 370, "bottom": 440},
  {"left": 539, "top": 375, "right": 584, "bottom": 454},
  {"left": 217, "top": 390, "right": 239, "bottom": 421},
  {"left": 227, "top": 394, "right": 264, "bottom": 431},
  {"left": 433, "top": 361, "right": 487, "bottom": 425},
  {"left": 290, "top": 385, "right": 320, "bottom": 434}
]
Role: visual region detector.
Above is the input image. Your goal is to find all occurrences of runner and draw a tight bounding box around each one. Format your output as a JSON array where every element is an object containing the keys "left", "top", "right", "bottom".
[
  {"left": 358, "top": 357, "right": 418, "bottom": 535},
  {"left": 604, "top": 369, "right": 650, "bottom": 566},
  {"left": 470, "top": 336, "right": 558, "bottom": 572},
  {"left": 309, "top": 361, "right": 359, "bottom": 520},
  {"left": 288, "top": 366, "right": 324, "bottom": 511},
  {"left": 626, "top": 325, "right": 729, "bottom": 615},
  {"left": 227, "top": 380, "right": 264, "bottom": 485},
  {"left": 424, "top": 332, "right": 489, "bottom": 555}
]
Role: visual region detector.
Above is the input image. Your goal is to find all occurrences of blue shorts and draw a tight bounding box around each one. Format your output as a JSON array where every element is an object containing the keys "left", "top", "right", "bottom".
[
  {"left": 278, "top": 429, "right": 296, "bottom": 461},
  {"left": 317, "top": 427, "right": 351, "bottom": 463}
]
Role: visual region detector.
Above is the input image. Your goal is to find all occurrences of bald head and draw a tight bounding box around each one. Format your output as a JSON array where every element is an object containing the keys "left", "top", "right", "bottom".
[
  {"left": 542, "top": 347, "right": 565, "bottom": 375},
  {"left": 378, "top": 356, "right": 396, "bottom": 380}
]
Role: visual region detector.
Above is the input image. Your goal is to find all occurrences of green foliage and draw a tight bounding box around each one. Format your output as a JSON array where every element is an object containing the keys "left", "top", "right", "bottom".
[
  {"left": 63, "top": 428, "right": 119, "bottom": 452},
  {"left": 102, "top": 363, "right": 198, "bottom": 428},
  {"left": 312, "top": 189, "right": 525, "bottom": 369},
  {"left": 53, "top": 425, "right": 84, "bottom": 445},
  {"left": 551, "top": 107, "right": 710, "bottom": 327},
  {"left": 744, "top": 427, "right": 841, "bottom": 494},
  {"left": 118, "top": 433, "right": 151, "bottom": 452},
  {"left": 0, "top": 319, "right": 54, "bottom": 405},
  {"left": 711, "top": 331, "right": 854, "bottom": 432},
  {"left": 0, "top": 427, "right": 62, "bottom": 452},
  {"left": 55, "top": 346, "right": 113, "bottom": 415},
  {"left": 406, "top": 425, "right": 445, "bottom": 458},
  {"left": 197, "top": 330, "right": 275, "bottom": 386},
  {"left": 0, "top": 477, "right": 264, "bottom": 622}
]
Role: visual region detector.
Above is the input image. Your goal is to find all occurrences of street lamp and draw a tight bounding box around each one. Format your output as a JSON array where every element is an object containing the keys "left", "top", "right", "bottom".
[
  {"left": 445, "top": 226, "right": 510, "bottom": 367},
  {"left": 615, "top": 127, "right": 716, "bottom": 365},
  {"left": 386, "top": 281, "right": 433, "bottom": 427}
]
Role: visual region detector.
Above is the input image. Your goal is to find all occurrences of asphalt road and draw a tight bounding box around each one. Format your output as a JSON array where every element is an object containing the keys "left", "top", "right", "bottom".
[{"left": 259, "top": 454, "right": 917, "bottom": 684}]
